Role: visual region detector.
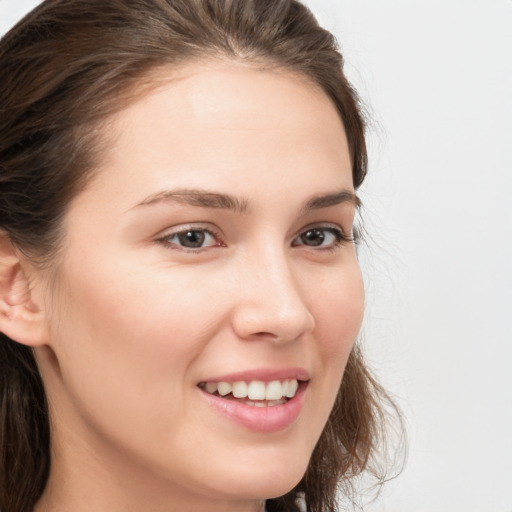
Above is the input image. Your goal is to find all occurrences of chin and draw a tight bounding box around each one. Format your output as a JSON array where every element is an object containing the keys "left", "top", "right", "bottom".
[{"left": 209, "top": 453, "right": 308, "bottom": 501}]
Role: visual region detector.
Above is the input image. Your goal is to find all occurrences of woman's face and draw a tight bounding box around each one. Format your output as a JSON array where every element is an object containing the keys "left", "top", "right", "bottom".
[{"left": 37, "top": 61, "right": 364, "bottom": 508}]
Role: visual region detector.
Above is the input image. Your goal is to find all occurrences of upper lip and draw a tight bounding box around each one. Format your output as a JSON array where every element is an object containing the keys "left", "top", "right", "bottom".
[{"left": 198, "top": 367, "right": 310, "bottom": 384}]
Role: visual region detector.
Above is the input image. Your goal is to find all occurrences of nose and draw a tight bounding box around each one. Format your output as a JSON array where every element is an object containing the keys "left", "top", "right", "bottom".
[{"left": 230, "top": 250, "right": 315, "bottom": 343}]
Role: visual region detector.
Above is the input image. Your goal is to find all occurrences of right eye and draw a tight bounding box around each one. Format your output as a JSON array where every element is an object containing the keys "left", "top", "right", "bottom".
[{"left": 157, "top": 227, "right": 222, "bottom": 251}]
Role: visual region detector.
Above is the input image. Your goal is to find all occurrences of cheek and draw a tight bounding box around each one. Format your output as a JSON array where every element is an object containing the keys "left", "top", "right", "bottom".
[
  {"left": 54, "top": 267, "right": 220, "bottom": 380},
  {"left": 312, "top": 264, "right": 365, "bottom": 362},
  {"left": 48, "top": 258, "right": 225, "bottom": 436},
  {"left": 301, "top": 264, "right": 364, "bottom": 437}
]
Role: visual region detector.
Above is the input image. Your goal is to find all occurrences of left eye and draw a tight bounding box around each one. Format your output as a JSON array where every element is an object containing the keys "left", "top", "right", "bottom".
[
  {"left": 159, "top": 229, "right": 219, "bottom": 249},
  {"left": 293, "top": 227, "right": 345, "bottom": 248}
]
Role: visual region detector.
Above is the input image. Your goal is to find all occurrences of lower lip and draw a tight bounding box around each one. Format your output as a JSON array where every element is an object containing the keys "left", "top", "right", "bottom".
[{"left": 199, "top": 383, "right": 307, "bottom": 433}]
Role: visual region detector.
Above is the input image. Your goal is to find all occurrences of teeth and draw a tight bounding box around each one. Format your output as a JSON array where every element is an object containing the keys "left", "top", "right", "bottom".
[
  {"left": 245, "top": 399, "right": 286, "bottom": 407},
  {"left": 205, "top": 382, "right": 218, "bottom": 394},
  {"left": 248, "top": 381, "right": 266, "bottom": 400},
  {"left": 217, "top": 382, "right": 232, "bottom": 396},
  {"left": 232, "top": 381, "right": 248, "bottom": 398},
  {"left": 202, "top": 379, "right": 300, "bottom": 400},
  {"left": 265, "top": 380, "right": 283, "bottom": 400},
  {"left": 286, "top": 379, "right": 298, "bottom": 398}
]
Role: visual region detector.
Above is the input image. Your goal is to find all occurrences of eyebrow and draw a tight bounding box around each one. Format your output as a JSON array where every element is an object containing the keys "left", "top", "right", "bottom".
[
  {"left": 134, "top": 189, "right": 249, "bottom": 214},
  {"left": 301, "top": 189, "right": 360, "bottom": 214},
  {"left": 133, "top": 187, "right": 359, "bottom": 214}
]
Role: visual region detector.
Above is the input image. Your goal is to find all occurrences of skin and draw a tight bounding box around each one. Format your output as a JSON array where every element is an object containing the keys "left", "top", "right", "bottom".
[{"left": 26, "top": 60, "right": 365, "bottom": 512}]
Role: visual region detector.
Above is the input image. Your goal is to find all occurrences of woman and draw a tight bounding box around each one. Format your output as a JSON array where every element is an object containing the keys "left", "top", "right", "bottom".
[{"left": 0, "top": 1, "right": 398, "bottom": 511}]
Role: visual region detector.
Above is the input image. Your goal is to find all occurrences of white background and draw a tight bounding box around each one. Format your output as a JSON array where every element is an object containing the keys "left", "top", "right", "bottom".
[{"left": 1, "top": 1, "right": 511, "bottom": 511}]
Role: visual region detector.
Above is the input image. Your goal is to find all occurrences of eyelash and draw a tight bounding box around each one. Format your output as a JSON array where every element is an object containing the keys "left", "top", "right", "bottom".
[
  {"left": 155, "top": 224, "right": 352, "bottom": 253},
  {"left": 156, "top": 225, "right": 224, "bottom": 252},
  {"left": 292, "top": 225, "right": 353, "bottom": 251}
]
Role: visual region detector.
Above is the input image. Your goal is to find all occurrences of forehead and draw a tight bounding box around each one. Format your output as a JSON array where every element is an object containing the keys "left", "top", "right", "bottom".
[
  {"left": 74, "top": 60, "right": 352, "bottom": 215},
  {"left": 103, "top": 60, "right": 348, "bottom": 158}
]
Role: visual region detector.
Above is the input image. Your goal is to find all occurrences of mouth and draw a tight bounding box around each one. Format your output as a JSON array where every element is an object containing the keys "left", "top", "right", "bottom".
[
  {"left": 197, "top": 368, "right": 309, "bottom": 432},
  {"left": 198, "top": 379, "right": 301, "bottom": 407}
]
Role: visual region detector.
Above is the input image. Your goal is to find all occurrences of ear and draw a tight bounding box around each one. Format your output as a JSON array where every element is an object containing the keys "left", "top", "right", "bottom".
[{"left": 0, "top": 232, "right": 49, "bottom": 347}]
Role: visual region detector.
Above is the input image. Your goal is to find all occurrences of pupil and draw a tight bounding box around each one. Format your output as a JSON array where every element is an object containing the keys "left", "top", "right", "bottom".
[
  {"left": 178, "top": 230, "right": 205, "bottom": 248},
  {"left": 302, "top": 229, "right": 324, "bottom": 246}
]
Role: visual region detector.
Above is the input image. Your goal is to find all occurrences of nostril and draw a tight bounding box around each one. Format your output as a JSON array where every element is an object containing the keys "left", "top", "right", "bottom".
[{"left": 242, "top": 331, "right": 280, "bottom": 342}]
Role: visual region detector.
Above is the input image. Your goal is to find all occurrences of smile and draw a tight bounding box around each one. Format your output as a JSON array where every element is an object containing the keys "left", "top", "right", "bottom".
[
  {"left": 198, "top": 379, "right": 300, "bottom": 407},
  {"left": 197, "top": 369, "right": 309, "bottom": 432}
]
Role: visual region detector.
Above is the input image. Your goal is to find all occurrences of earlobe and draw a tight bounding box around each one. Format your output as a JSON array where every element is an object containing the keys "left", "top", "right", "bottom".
[{"left": 0, "top": 232, "right": 49, "bottom": 347}]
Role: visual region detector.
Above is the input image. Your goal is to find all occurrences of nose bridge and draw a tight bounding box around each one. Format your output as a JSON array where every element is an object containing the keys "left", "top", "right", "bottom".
[{"left": 231, "top": 242, "right": 315, "bottom": 342}]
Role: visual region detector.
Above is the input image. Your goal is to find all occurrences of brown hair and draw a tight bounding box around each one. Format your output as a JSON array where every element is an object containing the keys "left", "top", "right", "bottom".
[{"left": 0, "top": 1, "right": 401, "bottom": 511}]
